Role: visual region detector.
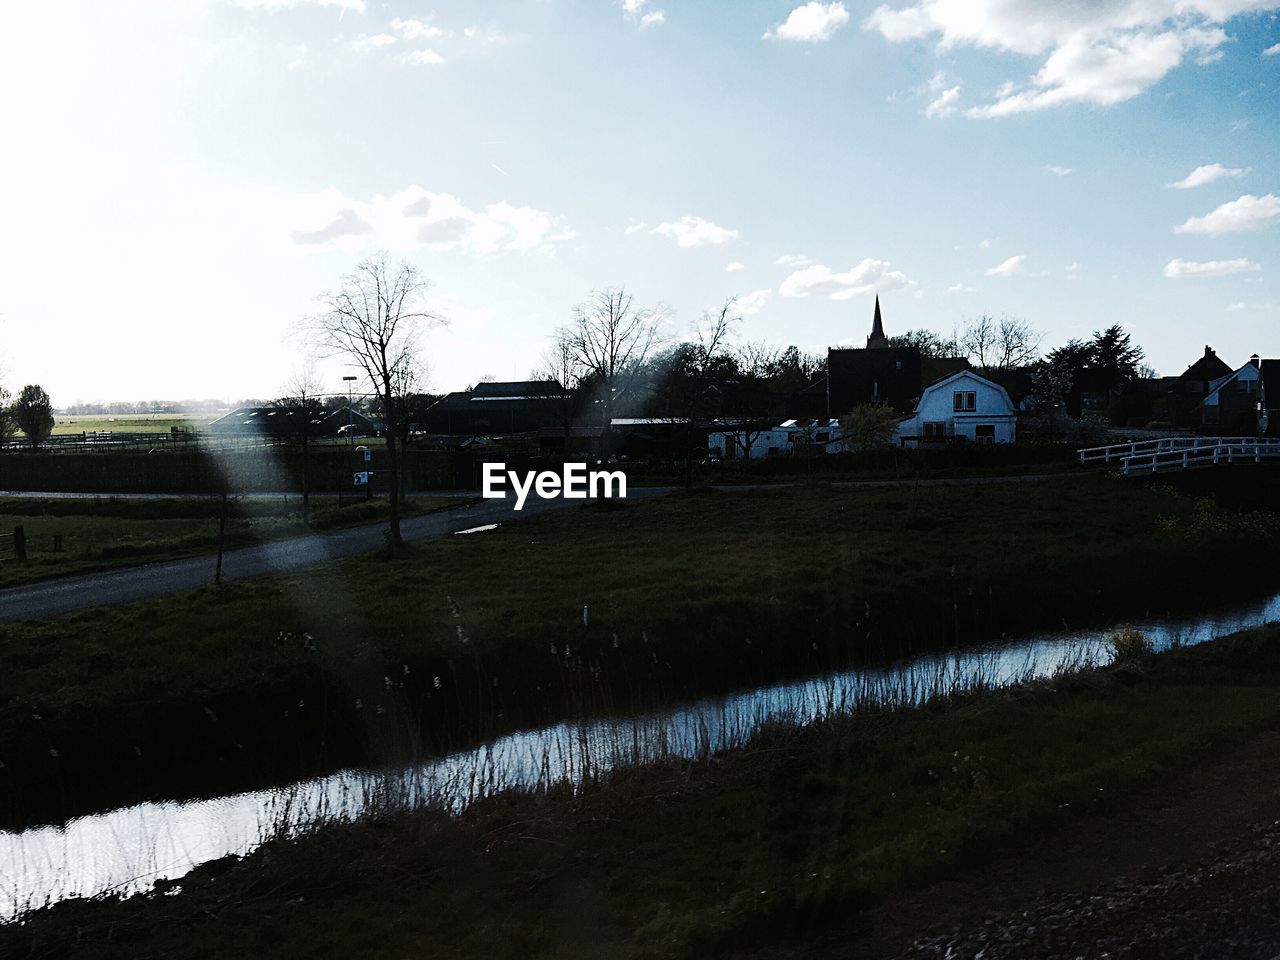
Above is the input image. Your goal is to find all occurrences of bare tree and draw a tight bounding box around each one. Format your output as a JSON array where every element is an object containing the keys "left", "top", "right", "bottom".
[
  {"left": 680, "top": 298, "right": 737, "bottom": 484},
  {"left": 735, "top": 340, "right": 779, "bottom": 380},
  {"left": 718, "top": 418, "right": 772, "bottom": 461},
  {"left": 959, "top": 314, "right": 1042, "bottom": 372},
  {"left": 534, "top": 339, "right": 588, "bottom": 458},
  {"left": 305, "top": 253, "right": 444, "bottom": 547},
  {"left": 274, "top": 361, "right": 326, "bottom": 525},
  {"left": 556, "top": 287, "right": 665, "bottom": 460}
]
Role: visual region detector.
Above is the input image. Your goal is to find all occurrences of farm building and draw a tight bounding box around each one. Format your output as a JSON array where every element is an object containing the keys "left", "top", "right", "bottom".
[
  {"left": 421, "top": 380, "right": 569, "bottom": 436},
  {"left": 208, "top": 405, "right": 379, "bottom": 438},
  {"left": 708, "top": 418, "right": 844, "bottom": 460},
  {"left": 898, "top": 370, "right": 1017, "bottom": 447}
]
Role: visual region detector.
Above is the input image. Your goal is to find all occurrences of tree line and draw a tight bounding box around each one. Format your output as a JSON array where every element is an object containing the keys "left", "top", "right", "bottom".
[{"left": 1, "top": 251, "right": 1154, "bottom": 546}]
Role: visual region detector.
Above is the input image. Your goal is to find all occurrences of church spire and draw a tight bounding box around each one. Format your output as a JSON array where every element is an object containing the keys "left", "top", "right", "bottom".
[{"left": 867, "top": 294, "right": 887, "bottom": 347}]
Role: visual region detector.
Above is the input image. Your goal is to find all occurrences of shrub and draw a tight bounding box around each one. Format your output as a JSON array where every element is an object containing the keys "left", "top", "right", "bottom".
[{"left": 1107, "top": 627, "right": 1154, "bottom": 665}]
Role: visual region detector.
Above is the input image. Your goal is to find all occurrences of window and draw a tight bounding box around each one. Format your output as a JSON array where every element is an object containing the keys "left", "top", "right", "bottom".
[
  {"left": 923, "top": 422, "right": 947, "bottom": 439},
  {"left": 895, "top": 360, "right": 902, "bottom": 372},
  {"left": 975, "top": 424, "right": 996, "bottom": 446},
  {"left": 953, "top": 391, "right": 976, "bottom": 412}
]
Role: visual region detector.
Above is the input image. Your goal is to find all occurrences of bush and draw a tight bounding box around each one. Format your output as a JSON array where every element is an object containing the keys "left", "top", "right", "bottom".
[{"left": 1107, "top": 627, "right": 1154, "bottom": 665}]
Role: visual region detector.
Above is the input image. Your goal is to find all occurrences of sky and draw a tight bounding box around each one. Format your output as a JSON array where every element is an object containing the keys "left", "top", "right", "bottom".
[{"left": 0, "top": 0, "right": 1277, "bottom": 405}]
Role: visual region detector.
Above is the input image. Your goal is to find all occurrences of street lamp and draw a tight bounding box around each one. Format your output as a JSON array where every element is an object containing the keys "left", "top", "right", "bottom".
[{"left": 342, "top": 375, "right": 358, "bottom": 445}]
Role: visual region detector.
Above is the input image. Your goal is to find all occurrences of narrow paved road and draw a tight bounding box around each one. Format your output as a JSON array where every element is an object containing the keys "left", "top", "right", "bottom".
[{"left": 0, "top": 490, "right": 669, "bottom": 624}]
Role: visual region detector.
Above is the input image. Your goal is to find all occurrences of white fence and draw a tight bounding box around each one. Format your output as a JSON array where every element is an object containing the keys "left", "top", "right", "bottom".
[{"left": 1078, "top": 436, "right": 1280, "bottom": 476}]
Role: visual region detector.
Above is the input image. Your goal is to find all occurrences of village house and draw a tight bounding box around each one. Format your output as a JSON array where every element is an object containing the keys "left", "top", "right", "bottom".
[
  {"left": 1199, "top": 355, "right": 1264, "bottom": 434},
  {"left": 897, "top": 369, "right": 1018, "bottom": 447}
]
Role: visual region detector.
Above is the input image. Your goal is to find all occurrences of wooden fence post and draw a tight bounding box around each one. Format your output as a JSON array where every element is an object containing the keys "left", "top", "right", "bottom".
[{"left": 13, "top": 525, "right": 27, "bottom": 562}]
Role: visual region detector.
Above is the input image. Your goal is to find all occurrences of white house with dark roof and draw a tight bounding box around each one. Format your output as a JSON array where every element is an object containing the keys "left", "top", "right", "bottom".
[{"left": 898, "top": 370, "right": 1017, "bottom": 447}]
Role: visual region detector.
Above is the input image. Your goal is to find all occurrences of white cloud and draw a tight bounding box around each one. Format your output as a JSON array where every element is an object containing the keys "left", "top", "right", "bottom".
[
  {"left": 234, "top": 0, "right": 366, "bottom": 11},
  {"left": 947, "top": 283, "right": 977, "bottom": 293},
  {"left": 1196, "top": 49, "right": 1224, "bottom": 64},
  {"left": 623, "top": 0, "right": 666, "bottom": 28},
  {"left": 1046, "top": 164, "right": 1073, "bottom": 176},
  {"left": 735, "top": 289, "right": 771, "bottom": 315},
  {"left": 866, "top": 2, "right": 1261, "bottom": 116},
  {"left": 405, "top": 48, "right": 445, "bottom": 65},
  {"left": 925, "top": 84, "right": 961, "bottom": 117},
  {"left": 391, "top": 18, "right": 444, "bottom": 40},
  {"left": 1162, "top": 257, "right": 1262, "bottom": 278},
  {"left": 1264, "top": 42, "right": 1280, "bottom": 56},
  {"left": 1166, "top": 162, "right": 1249, "bottom": 189},
  {"left": 292, "top": 186, "right": 575, "bottom": 256},
  {"left": 725, "top": 261, "right": 745, "bottom": 272},
  {"left": 651, "top": 215, "right": 739, "bottom": 247},
  {"left": 766, "top": 2, "right": 850, "bottom": 43},
  {"left": 624, "top": 221, "right": 648, "bottom": 235},
  {"left": 1174, "top": 193, "right": 1280, "bottom": 234},
  {"left": 350, "top": 33, "right": 396, "bottom": 52},
  {"left": 1231, "top": 118, "right": 1250, "bottom": 132},
  {"left": 985, "top": 254, "right": 1026, "bottom": 277},
  {"left": 977, "top": 238, "right": 992, "bottom": 249},
  {"left": 291, "top": 207, "right": 372, "bottom": 244},
  {"left": 1226, "top": 301, "right": 1247, "bottom": 311},
  {"left": 779, "top": 258, "right": 913, "bottom": 300},
  {"left": 776, "top": 253, "right": 810, "bottom": 266}
]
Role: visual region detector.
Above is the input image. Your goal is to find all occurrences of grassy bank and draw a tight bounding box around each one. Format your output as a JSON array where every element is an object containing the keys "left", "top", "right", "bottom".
[
  {"left": 9, "top": 622, "right": 1280, "bottom": 958},
  {"left": 1, "top": 475, "right": 1277, "bottom": 809},
  {"left": 0, "top": 496, "right": 471, "bottom": 586},
  {"left": 627, "top": 440, "right": 1080, "bottom": 485}
]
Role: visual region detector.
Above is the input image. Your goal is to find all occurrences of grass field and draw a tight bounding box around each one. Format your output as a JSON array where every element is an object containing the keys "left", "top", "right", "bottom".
[
  {"left": 1, "top": 475, "right": 1276, "bottom": 800},
  {"left": 51, "top": 413, "right": 217, "bottom": 436},
  {"left": 0, "top": 495, "right": 471, "bottom": 587},
  {"left": 10, "top": 621, "right": 1280, "bottom": 959}
]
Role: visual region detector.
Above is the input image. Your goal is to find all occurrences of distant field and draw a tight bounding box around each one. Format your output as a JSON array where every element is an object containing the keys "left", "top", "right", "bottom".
[{"left": 52, "top": 413, "right": 219, "bottom": 436}]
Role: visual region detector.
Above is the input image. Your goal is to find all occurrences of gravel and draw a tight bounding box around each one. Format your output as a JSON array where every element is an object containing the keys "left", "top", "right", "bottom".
[{"left": 903, "top": 821, "right": 1280, "bottom": 959}]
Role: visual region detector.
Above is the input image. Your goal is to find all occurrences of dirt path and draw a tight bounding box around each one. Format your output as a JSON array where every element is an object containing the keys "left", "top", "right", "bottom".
[{"left": 747, "top": 730, "right": 1280, "bottom": 958}]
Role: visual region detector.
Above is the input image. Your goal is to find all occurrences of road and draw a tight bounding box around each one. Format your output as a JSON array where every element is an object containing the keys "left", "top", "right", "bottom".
[{"left": 0, "top": 490, "right": 668, "bottom": 624}]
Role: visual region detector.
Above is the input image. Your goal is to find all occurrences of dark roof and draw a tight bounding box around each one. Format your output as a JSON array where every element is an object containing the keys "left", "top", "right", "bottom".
[
  {"left": 1178, "top": 346, "right": 1233, "bottom": 383},
  {"left": 470, "top": 380, "right": 564, "bottom": 399},
  {"left": 921, "top": 356, "right": 971, "bottom": 387}
]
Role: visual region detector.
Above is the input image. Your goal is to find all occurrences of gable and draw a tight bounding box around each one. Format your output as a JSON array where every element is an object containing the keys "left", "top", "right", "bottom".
[{"left": 916, "top": 370, "right": 1015, "bottom": 416}]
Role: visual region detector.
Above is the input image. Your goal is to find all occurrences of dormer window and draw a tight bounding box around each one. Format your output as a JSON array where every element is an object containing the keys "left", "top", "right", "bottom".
[{"left": 953, "top": 390, "right": 976, "bottom": 412}]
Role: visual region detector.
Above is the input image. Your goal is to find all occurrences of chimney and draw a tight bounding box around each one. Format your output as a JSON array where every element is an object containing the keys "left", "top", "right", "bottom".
[
  {"left": 1250, "top": 354, "right": 1261, "bottom": 369},
  {"left": 1205, "top": 345, "right": 1215, "bottom": 358}
]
